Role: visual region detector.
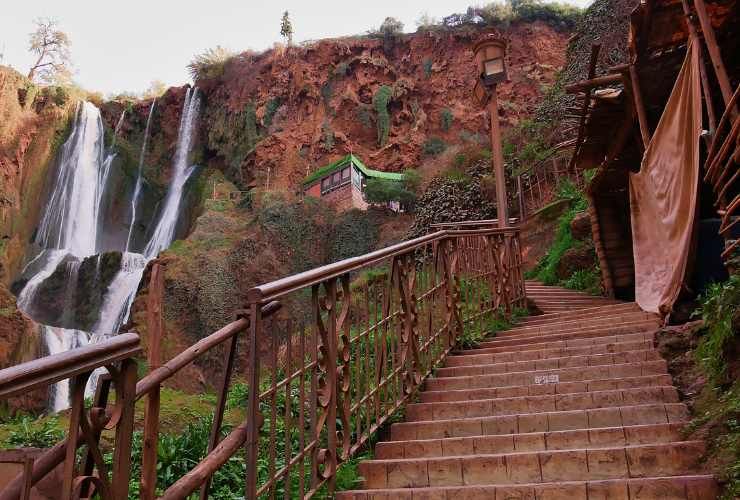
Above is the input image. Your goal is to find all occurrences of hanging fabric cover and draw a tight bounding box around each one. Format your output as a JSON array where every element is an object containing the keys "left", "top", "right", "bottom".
[{"left": 629, "top": 39, "right": 702, "bottom": 314}]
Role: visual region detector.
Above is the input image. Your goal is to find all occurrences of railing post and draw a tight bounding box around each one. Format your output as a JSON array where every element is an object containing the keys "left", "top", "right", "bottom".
[
  {"left": 244, "top": 300, "right": 262, "bottom": 500},
  {"left": 111, "top": 358, "right": 137, "bottom": 500},
  {"left": 442, "top": 238, "right": 463, "bottom": 346},
  {"left": 517, "top": 175, "right": 526, "bottom": 223},
  {"left": 141, "top": 262, "right": 164, "bottom": 500}
]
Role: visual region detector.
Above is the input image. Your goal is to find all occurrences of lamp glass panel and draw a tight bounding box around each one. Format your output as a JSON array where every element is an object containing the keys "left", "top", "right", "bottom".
[{"left": 484, "top": 58, "right": 504, "bottom": 77}]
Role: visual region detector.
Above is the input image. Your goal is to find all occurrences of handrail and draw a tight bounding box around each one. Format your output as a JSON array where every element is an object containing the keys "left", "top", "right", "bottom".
[
  {"left": 135, "top": 301, "right": 281, "bottom": 398},
  {"left": 430, "top": 218, "right": 519, "bottom": 228},
  {"left": 248, "top": 227, "right": 520, "bottom": 303},
  {"left": 0, "top": 333, "right": 140, "bottom": 399},
  {"left": 1, "top": 224, "right": 526, "bottom": 500}
]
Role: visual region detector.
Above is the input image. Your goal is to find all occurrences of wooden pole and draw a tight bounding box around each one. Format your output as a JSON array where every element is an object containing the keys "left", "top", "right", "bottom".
[
  {"left": 629, "top": 64, "right": 651, "bottom": 149},
  {"left": 691, "top": 0, "right": 734, "bottom": 108},
  {"left": 489, "top": 86, "right": 509, "bottom": 228},
  {"left": 141, "top": 263, "right": 164, "bottom": 500}
]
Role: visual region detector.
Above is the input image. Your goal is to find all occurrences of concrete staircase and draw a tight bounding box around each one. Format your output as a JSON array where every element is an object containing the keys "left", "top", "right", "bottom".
[
  {"left": 526, "top": 280, "right": 621, "bottom": 314},
  {"left": 337, "top": 291, "right": 717, "bottom": 499}
]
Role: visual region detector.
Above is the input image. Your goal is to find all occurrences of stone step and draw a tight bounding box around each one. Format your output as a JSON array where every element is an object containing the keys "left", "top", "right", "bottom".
[
  {"left": 446, "top": 339, "right": 654, "bottom": 366},
  {"left": 516, "top": 303, "right": 641, "bottom": 326},
  {"left": 421, "top": 374, "right": 674, "bottom": 403},
  {"left": 407, "top": 386, "right": 678, "bottom": 421},
  {"left": 473, "top": 321, "right": 661, "bottom": 350},
  {"left": 375, "top": 423, "right": 686, "bottom": 459},
  {"left": 335, "top": 475, "right": 718, "bottom": 499},
  {"left": 462, "top": 331, "right": 656, "bottom": 355},
  {"left": 390, "top": 403, "right": 690, "bottom": 441},
  {"left": 356, "top": 442, "right": 706, "bottom": 489},
  {"left": 425, "top": 360, "right": 667, "bottom": 391},
  {"left": 496, "top": 312, "right": 657, "bottom": 337},
  {"left": 435, "top": 349, "right": 662, "bottom": 378}
]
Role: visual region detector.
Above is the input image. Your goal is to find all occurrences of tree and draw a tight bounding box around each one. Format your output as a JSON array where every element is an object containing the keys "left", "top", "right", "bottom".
[
  {"left": 280, "top": 11, "right": 293, "bottom": 45},
  {"left": 142, "top": 80, "right": 167, "bottom": 99},
  {"left": 379, "top": 17, "right": 404, "bottom": 35},
  {"left": 27, "top": 18, "right": 72, "bottom": 84}
]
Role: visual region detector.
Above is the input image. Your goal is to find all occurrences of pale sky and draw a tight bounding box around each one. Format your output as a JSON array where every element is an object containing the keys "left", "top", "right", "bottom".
[{"left": 1, "top": 0, "right": 591, "bottom": 96}]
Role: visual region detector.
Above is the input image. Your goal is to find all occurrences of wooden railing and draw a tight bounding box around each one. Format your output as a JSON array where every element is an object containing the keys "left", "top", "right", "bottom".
[
  {"left": 0, "top": 227, "right": 525, "bottom": 499},
  {"left": 704, "top": 84, "right": 739, "bottom": 265},
  {"left": 515, "top": 151, "right": 583, "bottom": 218}
]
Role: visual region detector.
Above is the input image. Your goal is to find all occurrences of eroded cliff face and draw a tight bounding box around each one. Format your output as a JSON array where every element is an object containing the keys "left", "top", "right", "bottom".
[
  {"left": 0, "top": 66, "right": 74, "bottom": 371},
  {"left": 194, "top": 22, "right": 568, "bottom": 190}
]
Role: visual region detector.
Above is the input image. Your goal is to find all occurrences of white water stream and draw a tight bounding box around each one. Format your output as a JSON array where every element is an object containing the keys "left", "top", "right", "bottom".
[{"left": 16, "top": 89, "right": 201, "bottom": 411}]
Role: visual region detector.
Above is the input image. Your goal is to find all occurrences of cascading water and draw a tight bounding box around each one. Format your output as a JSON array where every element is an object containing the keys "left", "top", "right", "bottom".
[
  {"left": 144, "top": 89, "right": 200, "bottom": 259},
  {"left": 15, "top": 90, "right": 201, "bottom": 411},
  {"left": 126, "top": 101, "right": 156, "bottom": 252}
]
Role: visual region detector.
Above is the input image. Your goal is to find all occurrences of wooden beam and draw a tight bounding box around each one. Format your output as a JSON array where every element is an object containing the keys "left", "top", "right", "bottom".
[
  {"left": 565, "top": 73, "right": 623, "bottom": 94},
  {"left": 628, "top": 64, "right": 651, "bottom": 149},
  {"left": 568, "top": 44, "right": 602, "bottom": 172},
  {"left": 691, "top": 0, "right": 734, "bottom": 108}
]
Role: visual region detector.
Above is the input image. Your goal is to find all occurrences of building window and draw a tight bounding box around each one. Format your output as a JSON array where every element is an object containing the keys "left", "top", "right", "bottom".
[{"left": 320, "top": 164, "right": 352, "bottom": 195}]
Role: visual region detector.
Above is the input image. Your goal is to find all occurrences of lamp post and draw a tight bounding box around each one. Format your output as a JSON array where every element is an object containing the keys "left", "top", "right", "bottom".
[{"left": 473, "top": 36, "right": 509, "bottom": 228}]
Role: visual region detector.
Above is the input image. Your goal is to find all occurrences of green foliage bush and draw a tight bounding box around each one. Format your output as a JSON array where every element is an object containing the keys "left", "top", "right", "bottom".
[
  {"left": 440, "top": 108, "right": 454, "bottom": 131},
  {"left": 528, "top": 182, "right": 588, "bottom": 285},
  {"left": 263, "top": 97, "right": 282, "bottom": 127},
  {"left": 356, "top": 105, "right": 374, "bottom": 129},
  {"left": 422, "top": 137, "right": 447, "bottom": 156},
  {"left": 187, "top": 46, "right": 234, "bottom": 81},
  {"left": 694, "top": 275, "right": 740, "bottom": 385},
  {"left": 329, "top": 209, "right": 380, "bottom": 262},
  {"left": 373, "top": 85, "right": 392, "bottom": 147},
  {"left": 561, "top": 267, "right": 601, "bottom": 295},
  {"left": 422, "top": 58, "right": 433, "bottom": 78},
  {"left": 3, "top": 415, "right": 64, "bottom": 448},
  {"left": 364, "top": 178, "right": 416, "bottom": 209}
]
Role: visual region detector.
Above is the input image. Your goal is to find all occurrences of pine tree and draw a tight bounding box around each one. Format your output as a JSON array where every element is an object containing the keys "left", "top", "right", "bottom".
[{"left": 280, "top": 11, "right": 293, "bottom": 45}]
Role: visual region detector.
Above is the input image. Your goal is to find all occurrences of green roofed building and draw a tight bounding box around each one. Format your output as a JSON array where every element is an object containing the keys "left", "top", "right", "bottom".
[{"left": 302, "top": 154, "right": 405, "bottom": 211}]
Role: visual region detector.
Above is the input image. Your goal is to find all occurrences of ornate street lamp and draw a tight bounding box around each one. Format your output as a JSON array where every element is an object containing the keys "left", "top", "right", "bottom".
[{"left": 473, "top": 36, "right": 510, "bottom": 228}]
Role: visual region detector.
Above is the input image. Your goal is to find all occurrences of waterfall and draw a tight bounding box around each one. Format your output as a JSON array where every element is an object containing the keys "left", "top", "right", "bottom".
[
  {"left": 144, "top": 88, "right": 200, "bottom": 259},
  {"left": 126, "top": 100, "right": 156, "bottom": 252},
  {"left": 15, "top": 90, "right": 201, "bottom": 411},
  {"left": 36, "top": 102, "right": 106, "bottom": 257}
]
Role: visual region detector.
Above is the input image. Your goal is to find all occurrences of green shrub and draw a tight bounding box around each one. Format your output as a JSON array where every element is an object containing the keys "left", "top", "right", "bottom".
[
  {"left": 4, "top": 415, "right": 65, "bottom": 448},
  {"left": 694, "top": 275, "right": 740, "bottom": 384},
  {"left": 373, "top": 85, "right": 392, "bottom": 147},
  {"left": 364, "top": 178, "right": 416, "bottom": 209},
  {"left": 422, "top": 58, "right": 433, "bottom": 78},
  {"left": 322, "top": 121, "right": 335, "bottom": 151},
  {"left": 562, "top": 267, "right": 601, "bottom": 295},
  {"left": 187, "top": 46, "right": 234, "bottom": 81},
  {"left": 329, "top": 209, "right": 380, "bottom": 262},
  {"left": 357, "top": 105, "right": 374, "bottom": 129},
  {"left": 263, "top": 97, "right": 282, "bottom": 127},
  {"left": 422, "top": 137, "right": 447, "bottom": 156},
  {"left": 440, "top": 108, "right": 454, "bottom": 131}
]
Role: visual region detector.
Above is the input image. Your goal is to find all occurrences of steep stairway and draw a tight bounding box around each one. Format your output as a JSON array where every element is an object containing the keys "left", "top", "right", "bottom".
[
  {"left": 525, "top": 280, "right": 621, "bottom": 314},
  {"left": 337, "top": 289, "right": 717, "bottom": 499}
]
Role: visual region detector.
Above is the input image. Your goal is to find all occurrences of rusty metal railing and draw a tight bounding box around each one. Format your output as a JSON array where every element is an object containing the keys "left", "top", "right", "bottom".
[
  {"left": 515, "top": 151, "right": 584, "bottom": 218},
  {"left": 0, "top": 226, "right": 524, "bottom": 500}
]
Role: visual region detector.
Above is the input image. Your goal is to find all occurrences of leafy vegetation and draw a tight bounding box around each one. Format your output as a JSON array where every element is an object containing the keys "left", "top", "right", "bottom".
[
  {"left": 373, "top": 86, "right": 392, "bottom": 147},
  {"left": 694, "top": 275, "right": 740, "bottom": 385},
  {"left": 422, "top": 136, "right": 447, "bottom": 156},
  {"left": 263, "top": 97, "right": 283, "bottom": 127},
  {"left": 440, "top": 108, "right": 454, "bottom": 131},
  {"left": 688, "top": 276, "right": 740, "bottom": 499},
  {"left": 526, "top": 179, "right": 588, "bottom": 285},
  {"left": 3, "top": 415, "right": 65, "bottom": 448},
  {"left": 422, "top": 58, "right": 433, "bottom": 78},
  {"left": 187, "top": 46, "right": 234, "bottom": 81},
  {"left": 205, "top": 102, "right": 260, "bottom": 184},
  {"left": 431, "top": 0, "right": 583, "bottom": 32},
  {"left": 458, "top": 304, "right": 529, "bottom": 349},
  {"left": 329, "top": 209, "right": 380, "bottom": 262},
  {"left": 363, "top": 171, "right": 419, "bottom": 210},
  {"left": 561, "top": 267, "right": 601, "bottom": 295}
]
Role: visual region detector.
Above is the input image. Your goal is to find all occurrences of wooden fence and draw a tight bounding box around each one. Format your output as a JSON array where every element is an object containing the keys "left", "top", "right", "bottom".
[{"left": 0, "top": 226, "right": 525, "bottom": 499}]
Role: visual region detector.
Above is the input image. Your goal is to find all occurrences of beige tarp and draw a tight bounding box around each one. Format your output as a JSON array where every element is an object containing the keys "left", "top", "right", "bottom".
[{"left": 629, "top": 39, "right": 702, "bottom": 315}]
